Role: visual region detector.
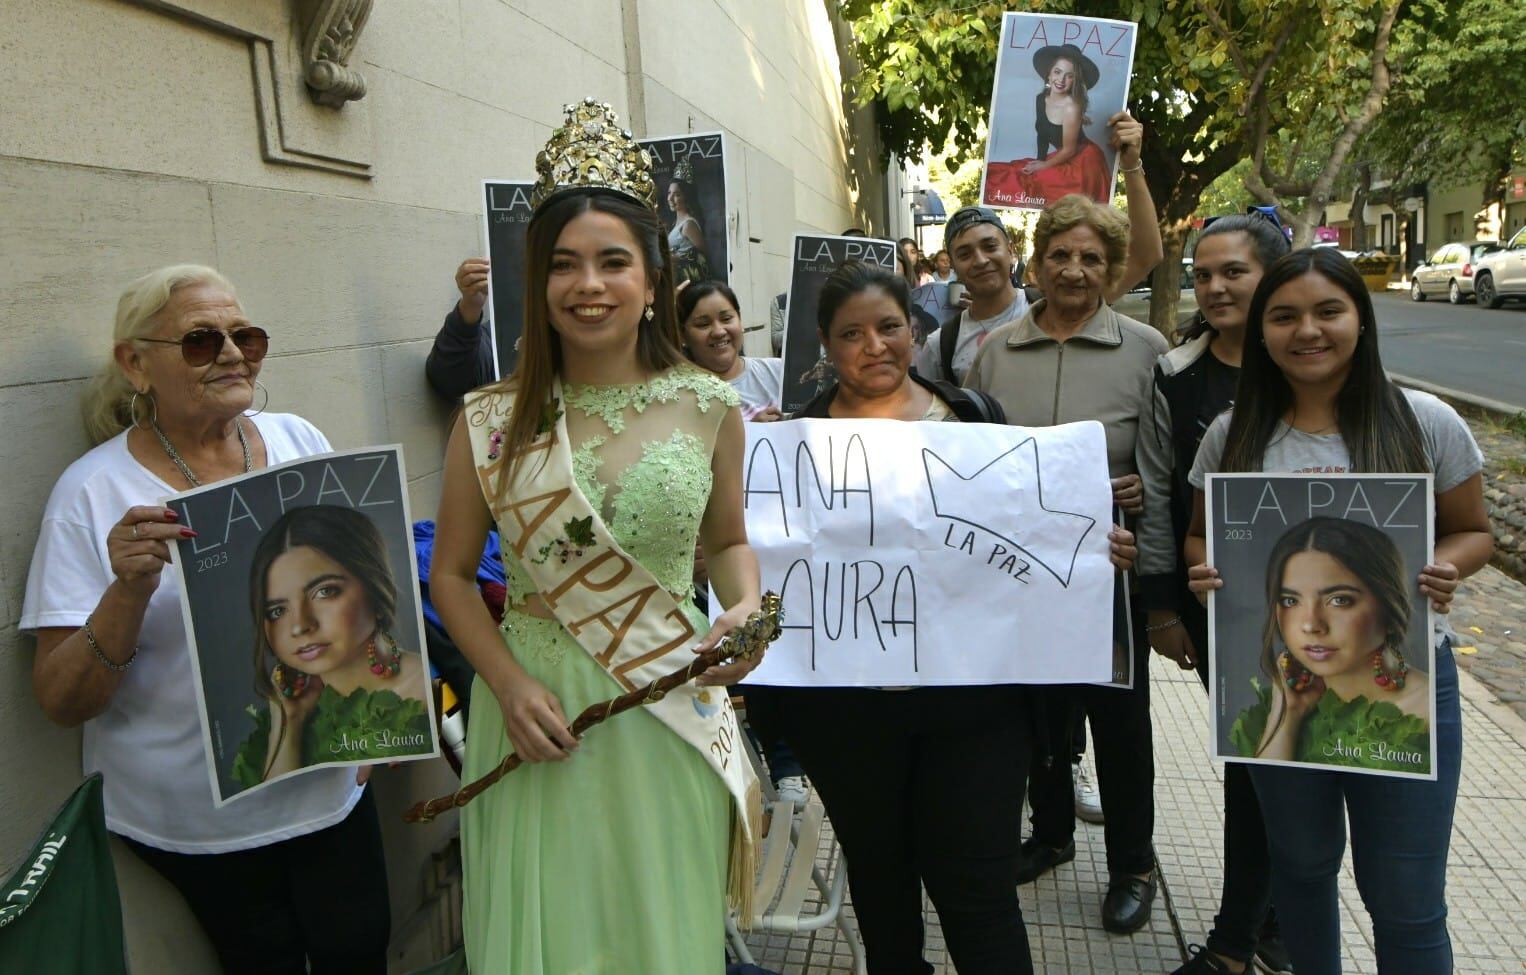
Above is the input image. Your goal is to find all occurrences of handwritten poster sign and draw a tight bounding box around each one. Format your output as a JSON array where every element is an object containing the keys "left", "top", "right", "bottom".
[
  {"left": 732, "top": 418, "right": 1117, "bottom": 686},
  {"left": 981, "top": 13, "right": 1138, "bottom": 211},
  {"left": 167, "top": 447, "right": 439, "bottom": 806},
  {"left": 778, "top": 234, "right": 898, "bottom": 414},
  {"left": 640, "top": 132, "right": 730, "bottom": 286},
  {"left": 483, "top": 179, "right": 534, "bottom": 379},
  {"left": 1207, "top": 474, "right": 1436, "bottom": 780}
]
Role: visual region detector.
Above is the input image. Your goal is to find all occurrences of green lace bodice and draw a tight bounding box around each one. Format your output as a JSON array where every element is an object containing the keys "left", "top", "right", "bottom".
[{"left": 499, "top": 366, "right": 740, "bottom": 608}]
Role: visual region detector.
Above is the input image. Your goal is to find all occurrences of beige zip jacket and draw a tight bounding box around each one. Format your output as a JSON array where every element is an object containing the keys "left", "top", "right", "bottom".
[{"left": 963, "top": 298, "right": 1176, "bottom": 583}]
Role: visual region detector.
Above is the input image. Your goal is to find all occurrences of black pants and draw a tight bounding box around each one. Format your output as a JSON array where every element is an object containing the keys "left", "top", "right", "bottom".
[
  {"left": 1028, "top": 603, "right": 1155, "bottom": 876},
  {"left": 776, "top": 685, "right": 1034, "bottom": 975},
  {"left": 1184, "top": 603, "right": 1280, "bottom": 963},
  {"left": 123, "top": 788, "right": 390, "bottom": 975}
]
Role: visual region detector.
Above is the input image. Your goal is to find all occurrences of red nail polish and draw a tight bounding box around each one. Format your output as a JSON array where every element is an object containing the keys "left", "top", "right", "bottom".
[
  {"left": 164, "top": 510, "right": 179, "bottom": 521},
  {"left": 180, "top": 528, "right": 198, "bottom": 538}
]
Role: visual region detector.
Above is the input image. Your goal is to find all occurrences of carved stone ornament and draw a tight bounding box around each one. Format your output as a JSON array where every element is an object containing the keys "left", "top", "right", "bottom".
[{"left": 302, "top": 0, "right": 373, "bottom": 107}]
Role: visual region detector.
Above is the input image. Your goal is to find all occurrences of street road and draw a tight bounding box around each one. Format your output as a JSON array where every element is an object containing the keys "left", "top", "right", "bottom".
[{"left": 1373, "top": 293, "right": 1526, "bottom": 410}]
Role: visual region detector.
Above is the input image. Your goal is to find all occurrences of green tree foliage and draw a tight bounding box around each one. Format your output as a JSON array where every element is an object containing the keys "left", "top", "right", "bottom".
[{"left": 1355, "top": 0, "right": 1526, "bottom": 227}]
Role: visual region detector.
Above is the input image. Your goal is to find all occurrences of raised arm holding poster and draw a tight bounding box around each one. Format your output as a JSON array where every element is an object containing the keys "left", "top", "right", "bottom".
[
  {"left": 167, "top": 447, "right": 439, "bottom": 806},
  {"left": 730, "top": 417, "right": 1119, "bottom": 686},
  {"left": 778, "top": 234, "right": 898, "bottom": 414},
  {"left": 640, "top": 132, "right": 729, "bottom": 286},
  {"left": 980, "top": 13, "right": 1138, "bottom": 211},
  {"left": 483, "top": 179, "right": 534, "bottom": 379},
  {"left": 1207, "top": 473, "right": 1437, "bottom": 780}
]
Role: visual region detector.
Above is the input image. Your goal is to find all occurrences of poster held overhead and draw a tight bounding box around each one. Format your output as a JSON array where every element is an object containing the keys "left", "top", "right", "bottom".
[
  {"left": 778, "top": 234, "right": 898, "bottom": 415},
  {"left": 639, "top": 132, "right": 729, "bottom": 286},
  {"left": 483, "top": 180, "right": 534, "bottom": 380},
  {"left": 167, "top": 446, "right": 440, "bottom": 806},
  {"left": 1206, "top": 473, "right": 1437, "bottom": 780},
  {"left": 980, "top": 12, "right": 1138, "bottom": 211}
]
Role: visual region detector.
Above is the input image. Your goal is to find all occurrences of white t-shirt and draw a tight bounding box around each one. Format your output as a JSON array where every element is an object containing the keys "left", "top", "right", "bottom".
[
  {"left": 730, "top": 357, "right": 785, "bottom": 416},
  {"left": 913, "top": 289, "right": 1030, "bottom": 384},
  {"left": 20, "top": 412, "right": 363, "bottom": 853}
]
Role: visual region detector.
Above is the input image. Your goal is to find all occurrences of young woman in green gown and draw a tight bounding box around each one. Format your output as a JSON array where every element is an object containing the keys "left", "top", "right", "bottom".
[{"left": 430, "top": 102, "right": 764, "bottom": 974}]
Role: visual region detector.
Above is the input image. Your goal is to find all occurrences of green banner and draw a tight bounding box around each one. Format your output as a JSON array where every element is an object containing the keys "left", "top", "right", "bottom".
[{"left": 0, "top": 774, "right": 127, "bottom": 974}]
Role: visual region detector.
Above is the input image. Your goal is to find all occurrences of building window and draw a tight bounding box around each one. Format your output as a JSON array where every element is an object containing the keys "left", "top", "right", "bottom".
[{"left": 1381, "top": 213, "right": 1395, "bottom": 249}]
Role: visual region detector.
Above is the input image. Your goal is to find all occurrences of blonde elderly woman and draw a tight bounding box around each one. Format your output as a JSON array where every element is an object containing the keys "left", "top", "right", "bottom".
[
  {"left": 20, "top": 266, "right": 389, "bottom": 974},
  {"left": 964, "top": 194, "right": 1174, "bottom": 936}
]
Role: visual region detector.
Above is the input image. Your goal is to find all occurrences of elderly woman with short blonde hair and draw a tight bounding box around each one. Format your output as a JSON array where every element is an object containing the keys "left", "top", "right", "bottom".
[
  {"left": 20, "top": 265, "right": 390, "bottom": 973},
  {"left": 964, "top": 192, "right": 1175, "bottom": 935}
]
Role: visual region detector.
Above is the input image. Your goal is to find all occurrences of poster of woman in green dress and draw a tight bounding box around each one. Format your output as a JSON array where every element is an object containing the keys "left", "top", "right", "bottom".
[{"left": 1208, "top": 474, "right": 1436, "bottom": 780}]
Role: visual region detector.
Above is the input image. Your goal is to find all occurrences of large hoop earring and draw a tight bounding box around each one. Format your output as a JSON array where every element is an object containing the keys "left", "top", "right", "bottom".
[
  {"left": 244, "top": 379, "right": 269, "bottom": 417},
  {"left": 1277, "top": 649, "right": 1313, "bottom": 692},
  {"left": 128, "top": 390, "right": 158, "bottom": 430},
  {"left": 272, "top": 663, "right": 311, "bottom": 698}
]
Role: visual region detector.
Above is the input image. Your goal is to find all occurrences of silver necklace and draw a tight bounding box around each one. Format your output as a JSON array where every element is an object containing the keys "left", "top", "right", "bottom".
[{"left": 151, "top": 419, "right": 251, "bottom": 487}]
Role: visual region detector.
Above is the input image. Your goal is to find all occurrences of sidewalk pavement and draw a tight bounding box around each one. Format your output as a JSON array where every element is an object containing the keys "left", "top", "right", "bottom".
[{"left": 744, "top": 575, "right": 1526, "bottom": 974}]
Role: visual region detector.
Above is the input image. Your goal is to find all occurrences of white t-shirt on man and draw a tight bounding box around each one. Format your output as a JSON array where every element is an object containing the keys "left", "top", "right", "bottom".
[
  {"left": 20, "top": 412, "right": 363, "bottom": 853},
  {"left": 914, "top": 289, "right": 1030, "bottom": 384}
]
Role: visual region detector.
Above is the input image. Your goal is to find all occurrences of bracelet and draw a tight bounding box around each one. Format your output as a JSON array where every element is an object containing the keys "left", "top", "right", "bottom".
[
  {"left": 1119, "top": 161, "right": 1144, "bottom": 174},
  {"left": 1145, "top": 615, "right": 1181, "bottom": 633},
  {"left": 84, "top": 614, "right": 137, "bottom": 672}
]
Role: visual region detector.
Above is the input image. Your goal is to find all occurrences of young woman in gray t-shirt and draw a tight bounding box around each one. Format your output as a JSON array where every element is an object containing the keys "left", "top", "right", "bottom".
[{"left": 1182, "top": 247, "right": 1491, "bottom": 975}]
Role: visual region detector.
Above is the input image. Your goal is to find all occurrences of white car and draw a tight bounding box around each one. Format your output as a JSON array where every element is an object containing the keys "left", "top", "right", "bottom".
[
  {"left": 1409, "top": 240, "right": 1500, "bottom": 304},
  {"left": 1473, "top": 226, "right": 1526, "bottom": 309}
]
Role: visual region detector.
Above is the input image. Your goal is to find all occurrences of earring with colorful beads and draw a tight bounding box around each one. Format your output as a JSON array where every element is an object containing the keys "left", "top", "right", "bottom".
[{"left": 1278, "top": 650, "right": 1314, "bottom": 692}]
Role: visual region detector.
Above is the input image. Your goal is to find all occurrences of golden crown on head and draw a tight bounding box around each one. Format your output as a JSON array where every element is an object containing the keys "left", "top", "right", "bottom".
[{"left": 532, "top": 98, "right": 655, "bottom": 211}]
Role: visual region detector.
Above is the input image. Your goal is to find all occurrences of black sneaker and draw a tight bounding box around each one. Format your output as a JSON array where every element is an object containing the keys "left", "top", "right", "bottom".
[
  {"left": 1014, "top": 836, "right": 1075, "bottom": 884},
  {"left": 1253, "top": 935, "right": 1294, "bottom": 974},
  {"left": 1170, "top": 946, "right": 1236, "bottom": 974}
]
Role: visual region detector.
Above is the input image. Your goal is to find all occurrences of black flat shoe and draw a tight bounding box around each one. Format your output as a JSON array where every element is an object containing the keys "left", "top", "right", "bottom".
[
  {"left": 1101, "top": 870, "right": 1157, "bottom": 933},
  {"left": 1015, "top": 836, "right": 1075, "bottom": 884}
]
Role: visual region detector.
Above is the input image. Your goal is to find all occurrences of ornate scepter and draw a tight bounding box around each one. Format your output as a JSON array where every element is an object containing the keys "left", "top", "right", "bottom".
[{"left": 405, "top": 592, "right": 783, "bottom": 824}]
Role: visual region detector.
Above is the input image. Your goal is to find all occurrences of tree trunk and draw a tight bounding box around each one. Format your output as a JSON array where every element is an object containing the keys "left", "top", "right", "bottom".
[
  {"left": 1149, "top": 222, "right": 1191, "bottom": 340},
  {"left": 1350, "top": 164, "right": 1371, "bottom": 252}
]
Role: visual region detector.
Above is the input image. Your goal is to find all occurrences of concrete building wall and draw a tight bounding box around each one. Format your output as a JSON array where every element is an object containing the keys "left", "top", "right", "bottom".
[{"left": 0, "top": 0, "right": 896, "bottom": 968}]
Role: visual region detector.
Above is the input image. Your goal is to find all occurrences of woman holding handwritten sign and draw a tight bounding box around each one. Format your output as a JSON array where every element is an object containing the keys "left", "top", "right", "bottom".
[
  {"left": 1185, "top": 248, "right": 1491, "bottom": 973},
  {"left": 780, "top": 261, "right": 1137, "bottom": 974}
]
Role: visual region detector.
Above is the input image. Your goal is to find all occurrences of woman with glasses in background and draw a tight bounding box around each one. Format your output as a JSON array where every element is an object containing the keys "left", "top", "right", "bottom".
[{"left": 21, "top": 265, "right": 389, "bottom": 974}]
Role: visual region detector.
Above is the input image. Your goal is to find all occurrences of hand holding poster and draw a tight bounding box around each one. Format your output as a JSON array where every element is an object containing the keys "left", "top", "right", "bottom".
[
  {"left": 483, "top": 180, "right": 535, "bottom": 379},
  {"left": 980, "top": 13, "right": 1138, "bottom": 211},
  {"left": 167, "top": 447, "right": 439, "bottom": 805},
  {"left": 778, "top": 234, "right": 898, "bottom": 414},
  {"left": 1207, "top": 474, "right": 1436, "bottom": 780},
  {"left": 640, "top": 132, "right": 729, "bottom": 286},
  {"left": 733, "top": 418, "right": 1119, "bottom": 686}
]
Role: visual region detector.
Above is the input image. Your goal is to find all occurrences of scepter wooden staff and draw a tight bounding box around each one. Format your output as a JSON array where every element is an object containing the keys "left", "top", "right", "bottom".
[{"left": 406, "top": 592, "right": 783, "bottom": 824}]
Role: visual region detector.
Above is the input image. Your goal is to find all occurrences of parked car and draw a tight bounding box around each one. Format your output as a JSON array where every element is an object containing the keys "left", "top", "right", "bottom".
[
  {"left": 1474, "top": 226, "right": 1526, "bottom": 309},
  {"left": 1409, "top": 240, "right": 1501, "bottom": 304},
  {"left": 1113, "top": 259, "right": 1197, "bottom": 331}
]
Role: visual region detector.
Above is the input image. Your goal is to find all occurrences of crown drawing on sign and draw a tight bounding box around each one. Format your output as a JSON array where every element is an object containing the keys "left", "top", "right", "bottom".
[
  {"left": 532, "top": 97, "right": 656, "bottom": 210},
  {"left": 921, "top": 440, "right": 1098, "bottom": 587},
  {"left": 672, "top": 157, "right": 696, "bottom": 184}
]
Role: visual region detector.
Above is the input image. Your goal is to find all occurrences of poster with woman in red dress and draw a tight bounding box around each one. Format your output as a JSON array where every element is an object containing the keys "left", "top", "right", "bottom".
[{"left": 981, "top": 13, "right": 1137, "bottom": 212}]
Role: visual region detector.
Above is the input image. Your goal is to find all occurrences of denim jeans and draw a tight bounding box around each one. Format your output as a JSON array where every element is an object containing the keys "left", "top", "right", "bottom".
[{"left": 1248, "top": 638, "right": 1461, "bottom": 975}]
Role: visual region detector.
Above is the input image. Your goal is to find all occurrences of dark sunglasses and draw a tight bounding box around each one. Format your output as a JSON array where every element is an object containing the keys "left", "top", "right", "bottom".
[{"left": 137, "top": 326, "right": 270, "bottom": 366}]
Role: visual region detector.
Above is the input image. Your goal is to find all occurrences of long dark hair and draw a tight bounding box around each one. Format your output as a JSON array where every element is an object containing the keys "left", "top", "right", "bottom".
[
  {"left": 1254, "top": 516, "right": 1413, "bottom": 754},
  {"left": 1178, "top": 214, "right": 1291, "bottom": 344},
  {"left": 816, "top": 261, "right": 911, "bottom": 340},
  {"left": 495, "top": 190, "right": 686, "bottom": 492},
  {"left": 249, "top": 505, "right": 397, "bottom": 699},
  {"left": 1219, "top": 248, "right": 1427, "bottom": 475}
]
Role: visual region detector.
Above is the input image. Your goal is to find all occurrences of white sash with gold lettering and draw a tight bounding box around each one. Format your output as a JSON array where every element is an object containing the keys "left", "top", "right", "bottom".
[{"left": 463, "top": 381, "right": 759, "bottom": 914}]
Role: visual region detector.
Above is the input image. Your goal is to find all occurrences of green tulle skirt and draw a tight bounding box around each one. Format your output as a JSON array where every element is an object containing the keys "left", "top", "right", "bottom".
[{"left": 460, "top": 609, "right": 730, "bottom": 974}]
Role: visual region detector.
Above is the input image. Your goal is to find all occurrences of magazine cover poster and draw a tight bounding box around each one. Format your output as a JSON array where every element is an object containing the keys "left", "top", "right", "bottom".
[
  {"left": 779, "top": 233, "right": 898, "bottom": 414},
  {"left": 166, "top": 447, "right": 439, "bottom": 806},
  {"left": 483, "top": 179, "right": 534, "bottom": 379},
  {"left": 980, "top": 13, "right": 1138, "bottom": 211},
  {"left": 640, "top": 132, "right": 729, "bottom": 286},
  {"left": 1207, "top": 473, "right": 1436, "bottom": 780}
]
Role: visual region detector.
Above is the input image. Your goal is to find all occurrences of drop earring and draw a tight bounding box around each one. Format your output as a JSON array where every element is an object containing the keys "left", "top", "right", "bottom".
[
  {"left": 644, "top": 305, "right": 655, "bottom": 321},
  {"left": 1371, "top": 646, "right": 1407, "bottom": 690},
  {"left": 1278, "top": 650, "right": 1313, "bottom": 692},
  {"left": 273, "top": 663, "right": 311, "bottom": 698}
]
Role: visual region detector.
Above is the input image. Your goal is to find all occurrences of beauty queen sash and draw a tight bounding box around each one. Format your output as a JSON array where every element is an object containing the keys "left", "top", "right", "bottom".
[{"left": 463, "top": 381, "right": 760, "bottom": 914}]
